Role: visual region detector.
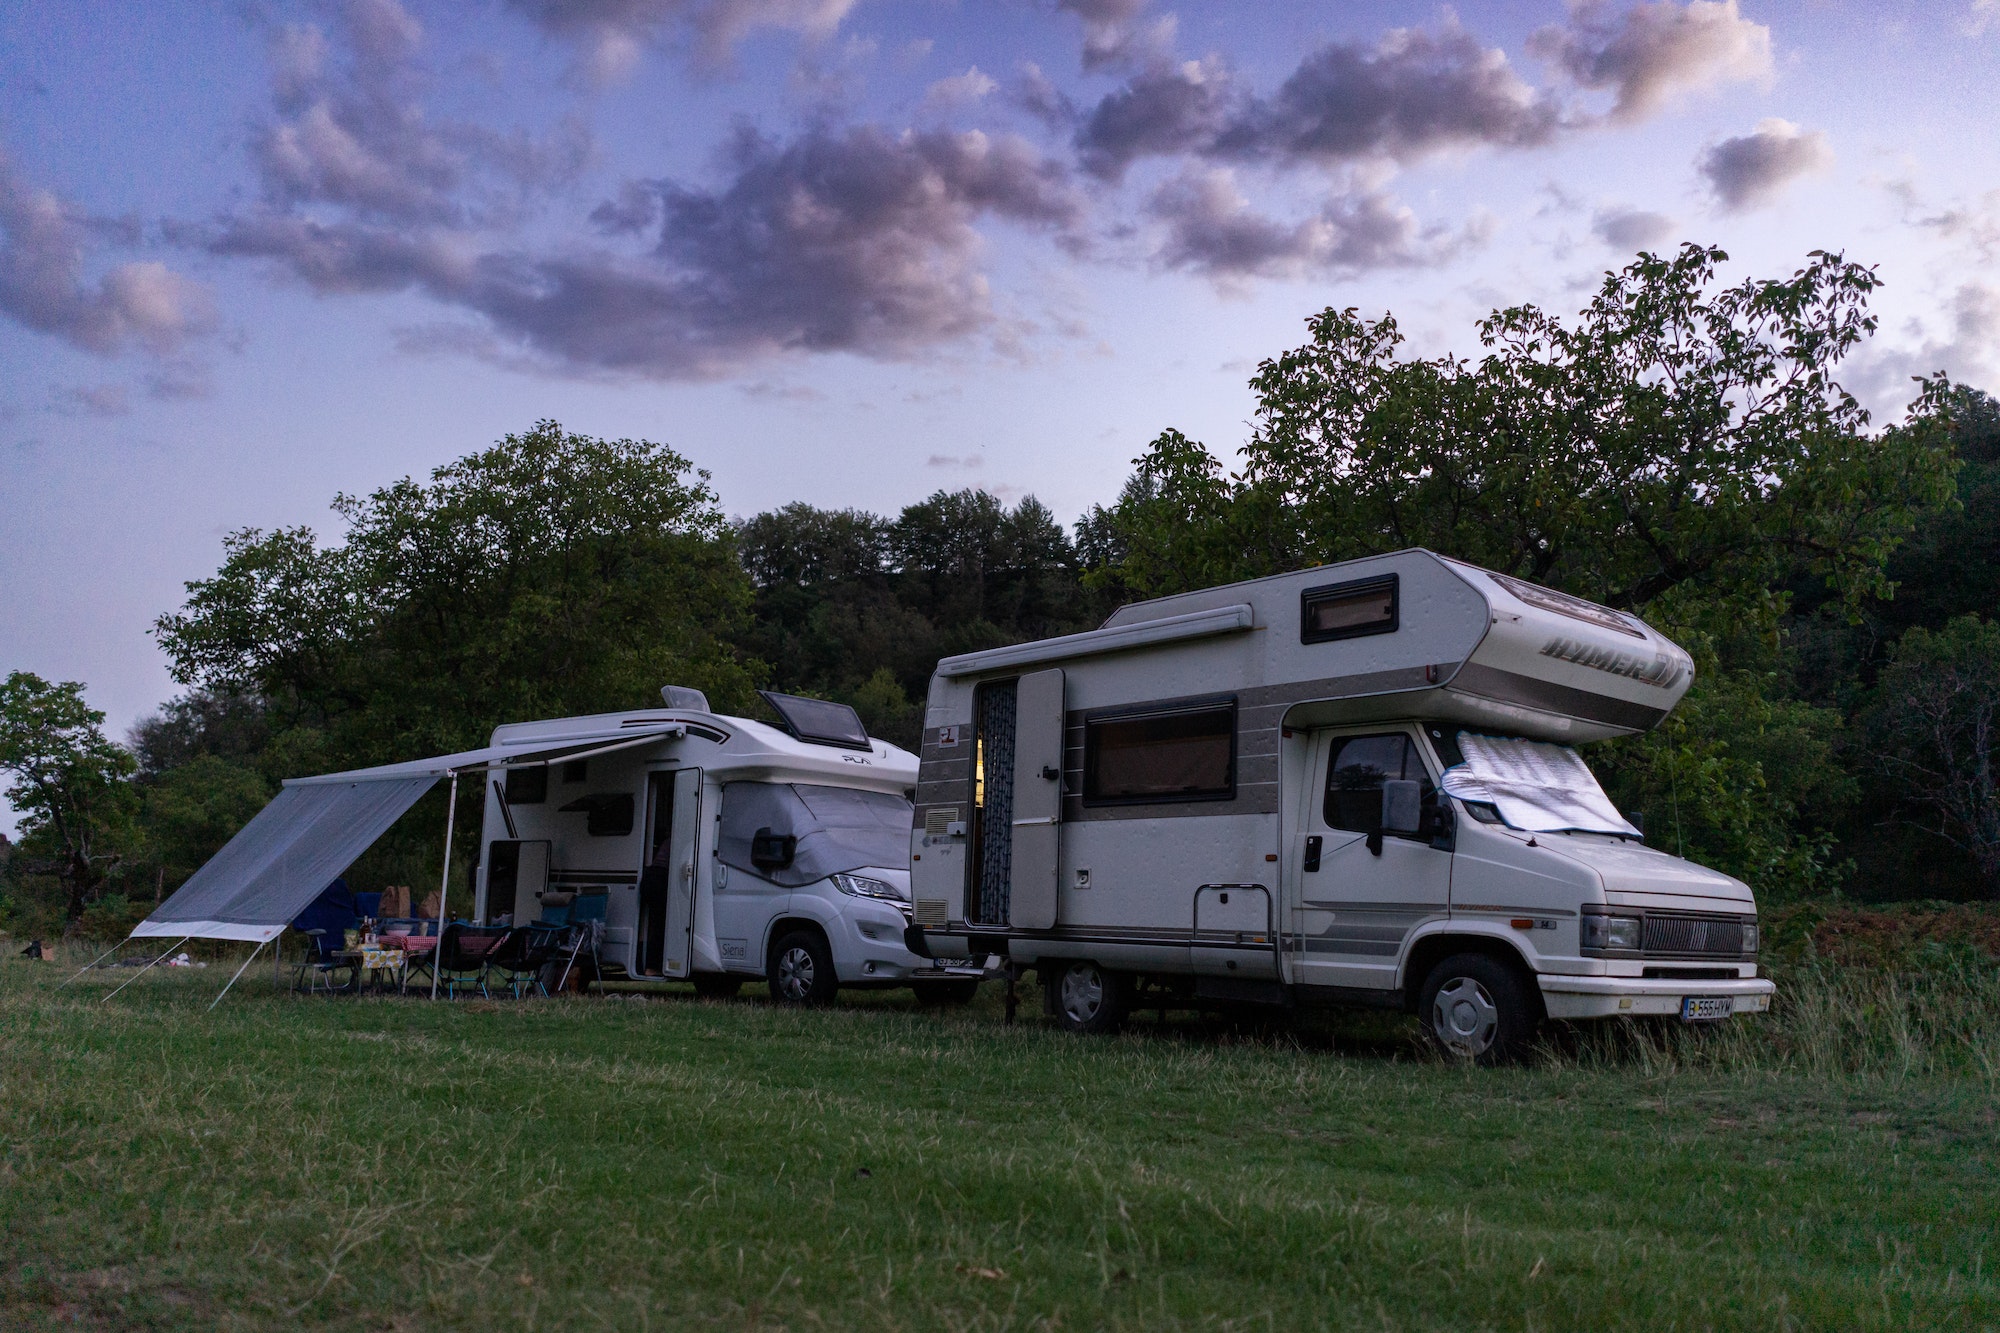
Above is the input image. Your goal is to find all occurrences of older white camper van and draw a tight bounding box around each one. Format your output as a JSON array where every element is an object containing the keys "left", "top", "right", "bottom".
[
  {"left": 479, "top": 690, "right": 982, "bottom": 1005},
  {"left": 906, "top": 551, "right": 1774, "bottom": 1060}
]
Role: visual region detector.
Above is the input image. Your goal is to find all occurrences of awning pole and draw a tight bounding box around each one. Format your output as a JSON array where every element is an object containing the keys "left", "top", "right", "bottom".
[
  {"left": 431, "top": 770, "right": 460, "bottom": 1000},
  {"left": 101, "top": 936, "right": 191, "bottom": 1002},
  {"left": 58, "top": 938, "right": 129, "bottom": 989},
  {"left": 208, "top": 940, "right": 269, "bottom": 1012}
]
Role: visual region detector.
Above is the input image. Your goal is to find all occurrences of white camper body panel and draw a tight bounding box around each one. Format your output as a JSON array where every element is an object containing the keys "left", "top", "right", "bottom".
[
  {"left": 475, "top": 707, "right": 935, "bottom": 989},
  {"left": 910, "top": 550, "right": 1771, "bottom": 1023}
]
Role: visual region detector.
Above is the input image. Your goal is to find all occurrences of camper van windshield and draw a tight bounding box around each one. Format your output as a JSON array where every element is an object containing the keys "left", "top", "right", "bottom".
[
  {"left": 717, "top": 782, "right": 912, "bottom": 888},
  {"left": 1438, "top": 733, "right": 1640, "bottom": 837}
]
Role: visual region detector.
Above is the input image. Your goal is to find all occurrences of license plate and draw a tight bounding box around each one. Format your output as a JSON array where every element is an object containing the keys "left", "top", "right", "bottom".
[{"left": 1681, "top": 995, "right": 1733, "bottom": 1022}]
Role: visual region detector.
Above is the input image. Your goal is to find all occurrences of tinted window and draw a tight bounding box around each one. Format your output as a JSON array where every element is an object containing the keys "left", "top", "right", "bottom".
[
  {"left": 1323, "top": 733, "right": 1436, "bottom": 833},
  {"left": 1085, "top": 702, "right": 1235, "bottom": 804},
  {"left": 759, "top": 690, "right": 872, "bottom": 750},
  {"left": 559, "top": 793, "right": 633, "bottom": 837},
  {"left": 1302, "top": 575, "right": 1398, "bottom": 643},
  {"left": 504, "top": 766, "right": 547, "bottom": 805}
]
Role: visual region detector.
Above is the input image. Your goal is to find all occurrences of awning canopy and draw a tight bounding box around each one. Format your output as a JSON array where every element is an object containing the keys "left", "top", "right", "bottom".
[{"left": 131, "top": 723, "right": 686, "bottom": 943}]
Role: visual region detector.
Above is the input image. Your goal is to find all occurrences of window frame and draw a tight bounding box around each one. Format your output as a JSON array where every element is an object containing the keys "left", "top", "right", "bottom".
[
  {"left": 1300, "top": 574, "right": 1400, "bottom": 644},
  {"left": 1081, "top": 693, "right": 1239, "bottom": 808}
]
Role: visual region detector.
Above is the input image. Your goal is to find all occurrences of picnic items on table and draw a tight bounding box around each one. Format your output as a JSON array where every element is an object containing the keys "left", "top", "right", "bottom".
[
  {"left": 377, "top": 884, "right": 412, "bottom": 918},
  {"left": 417, "top": 889, "right": 442, "bottom": 921}
]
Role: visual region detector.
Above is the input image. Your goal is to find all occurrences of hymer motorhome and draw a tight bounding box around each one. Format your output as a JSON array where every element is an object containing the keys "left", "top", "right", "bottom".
[
  {"left": 906, "top": 551, "right": 1774, "bottom": 1060},
  {"left": 480, "top": 690, "right": 983, "bottom": 1004}
]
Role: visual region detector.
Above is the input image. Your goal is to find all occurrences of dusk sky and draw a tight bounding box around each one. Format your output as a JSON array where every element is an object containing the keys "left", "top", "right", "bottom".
[{"left": 4, "top": 0, "right": 1999, "bottom": 832}]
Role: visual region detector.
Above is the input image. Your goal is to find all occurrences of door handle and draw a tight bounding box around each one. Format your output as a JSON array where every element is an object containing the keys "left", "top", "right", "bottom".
[
  {"left": 1041, "top": 766, "right": 1061, "bottom": 781},
  {"left": 1303, "top": 836, "right": 1322, "bottom": 872}
]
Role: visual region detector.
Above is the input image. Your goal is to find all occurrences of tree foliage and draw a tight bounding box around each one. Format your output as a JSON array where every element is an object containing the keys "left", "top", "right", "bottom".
[
  {"left": 154, "top": 420, "right": 758, "bottom": 766},
  {"left": 0, "top": 672, "right": 136, "bottom": 921}
]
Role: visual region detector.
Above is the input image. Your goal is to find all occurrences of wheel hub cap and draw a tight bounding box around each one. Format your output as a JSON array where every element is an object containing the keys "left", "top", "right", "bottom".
[
  {"left": 1061, "top": 967, "right": 1103, "bottom": 1022},
  {"left": 778, "top": 947, "right": 815, "bottom": 999},
  {"left": 1433, "top": 976, "right": 1499, "bottom": 1056}
]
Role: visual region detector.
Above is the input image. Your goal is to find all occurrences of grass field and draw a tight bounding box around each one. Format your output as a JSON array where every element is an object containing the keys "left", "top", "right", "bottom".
[{"left": 2, "top": 954, "right": 1997, "bottom": 1331}]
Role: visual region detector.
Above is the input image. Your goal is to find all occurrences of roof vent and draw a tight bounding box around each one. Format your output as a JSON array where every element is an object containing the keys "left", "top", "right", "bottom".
[{"left": 660, "top": 685, "right": 711, "bottom": 711}]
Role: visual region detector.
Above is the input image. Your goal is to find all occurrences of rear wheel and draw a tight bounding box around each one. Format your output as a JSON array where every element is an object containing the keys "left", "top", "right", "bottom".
[
  {"left": 1418, "top": 953, "right": 1539, "bottom": 1065},
  {"left": 1051, "top": 961, "right": 1130, "bottom": 1035},
  {"left": 768, "top": 929, "right": 838, "bottom": 1007},
  {"left": 911, "top": 978, "right": 979, "bottom": 1006}
]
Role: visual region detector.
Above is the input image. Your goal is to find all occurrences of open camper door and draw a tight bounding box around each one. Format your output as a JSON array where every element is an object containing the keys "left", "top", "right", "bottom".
[
  {"left": 1008, "top": 668, "right": 1064, "bottom": 931},
  {"left": 640, "top": 769, "right": 701, "bottom": 978}
]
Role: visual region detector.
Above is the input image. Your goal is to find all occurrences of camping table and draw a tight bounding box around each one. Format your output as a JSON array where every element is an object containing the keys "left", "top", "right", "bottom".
[
  {"left": 378, "top": 934, "right": 435, "bottom": 994},
  {"left": 336, "top": 945, "right": 410, "bottom": 993}
]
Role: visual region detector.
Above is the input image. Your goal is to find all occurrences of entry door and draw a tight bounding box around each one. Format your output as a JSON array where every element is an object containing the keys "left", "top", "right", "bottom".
[
  {"left": 1289, "top": 729, "right": 1451, "bottom": 991},
  {"left": 1008, "top": 668, "right": 1064, "bottom": 931},
  {"left": 639, "top": 769, "right": 701, "bottom": 978}
]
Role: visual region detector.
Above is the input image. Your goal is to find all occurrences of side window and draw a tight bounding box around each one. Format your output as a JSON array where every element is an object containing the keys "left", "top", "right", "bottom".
[
  {"left": 1323, "top": 733, "right": 1437, "bottom": 833},
  {"left": 1083, "top": 699, "right": 1236, "bottom": 805}
]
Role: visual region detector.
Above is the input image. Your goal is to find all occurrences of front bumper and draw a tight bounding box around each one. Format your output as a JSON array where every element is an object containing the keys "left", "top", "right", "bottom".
[{"left": 1538, "top": 973, "right": 1776, "bottom": 1020}]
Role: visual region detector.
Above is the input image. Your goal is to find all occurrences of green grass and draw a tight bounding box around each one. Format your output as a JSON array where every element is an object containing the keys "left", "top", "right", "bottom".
[{"left": 2, "top": 958, "right": 1997, "bottom": 1331}]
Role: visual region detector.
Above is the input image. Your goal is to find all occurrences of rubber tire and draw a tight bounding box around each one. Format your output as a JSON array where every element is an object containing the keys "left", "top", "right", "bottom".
[
  {"left": 767, "top": 929, "right": 839, "bottom": 1007},
  {"left": 1418, "top": 952, "right": 1539, "bottom": 1065},
  {"left": 1050, "top": 960, "right": 1131, "bottom": 1035},
  {"left": 692, "top": 974, "right": 743, "bottom": 999},
  {"left": 911, "top": 978, "right": 980, "bottom": 1006}
]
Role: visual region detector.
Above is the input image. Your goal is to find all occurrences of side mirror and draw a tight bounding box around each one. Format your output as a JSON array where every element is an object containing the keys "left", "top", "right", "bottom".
[
  {"left": 750, "top": 827, "right": 797, "bottom": 871},
  {"left": 1381, "top": 780, "right": 1423, "bottom": 834},
  {"left": 1369, "top": 780, "right": 1423, "bottom": 857}
]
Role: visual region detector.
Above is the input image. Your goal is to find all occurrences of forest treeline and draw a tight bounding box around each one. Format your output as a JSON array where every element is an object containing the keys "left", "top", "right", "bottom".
[{"left": 4, "top": 244, "right": 1998, "bottom": 936}]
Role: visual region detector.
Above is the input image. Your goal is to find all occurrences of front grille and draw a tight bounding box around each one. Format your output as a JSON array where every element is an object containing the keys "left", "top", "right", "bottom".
[
  {"left": 1643, "top": 916, "right": 1744, "bottom": 955},
  {"left": 913, "top": 899, "right": 949, "bottom": 929}
]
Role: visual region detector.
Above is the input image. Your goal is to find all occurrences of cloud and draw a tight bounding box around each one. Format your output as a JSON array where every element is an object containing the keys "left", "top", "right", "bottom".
[
  {"left": 1214, "top": 20, "right": 1559, "bottom": 167},
  {"left": 1591, "top": 205, "right": 1674, "bottom": 249},
  {"left": 0, "top": 151, "right": 216, "bottom": 356},
  {"left": 50, "top": 383, "right": 133, "bottom": 417},
  {"left": 1854, "top": 282, "right": 2000, "bottom": 413},
  {"left": 1075, "top": 4, "right": 1765, "bottom": 181},
  {"left": 921, "top": 66, "right": 999, "bottom": 113},
  {"left": 1076, "top": 57, "right": 1239, "bottom": 180},
  {"left": 1056, "top": 0, "right": 1175, "bottom": 71},
  {"left": 927, "top": 453, "right": 983, "bottom": 467},
  {"left": 212, "top": 122, "right": 1081, "bottom": 378},
  {"left": 506, "top": 0, "right": 856, "bottom": 82},
  {"left": 1699, "top": 118, "right": 1830, "bottom": 212},
  {"left": 1966, "top": 0, "right": 1998, "bottom": 37},
  {"left": 252, "top": 0, "right": 590, "bottom": 229},
  {"left": 1148, "top": 168, "right": 1481, "bottom": 280},
  {"left": 1529, "top": 0, "right": 1771, "bottom": 122}
]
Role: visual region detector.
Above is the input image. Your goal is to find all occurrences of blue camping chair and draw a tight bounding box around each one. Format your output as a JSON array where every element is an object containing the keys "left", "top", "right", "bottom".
[
  {"left": 552, "top": 893, "right": 609, "bottom": 992},
  {"left": 289, "top": 879, "right": 359, "bottom": 994}
]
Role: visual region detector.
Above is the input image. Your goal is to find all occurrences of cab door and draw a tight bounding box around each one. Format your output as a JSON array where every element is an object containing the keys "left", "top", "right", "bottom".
[{"left": 1289, "top": 729, "right": 1451, "bottom": 991}]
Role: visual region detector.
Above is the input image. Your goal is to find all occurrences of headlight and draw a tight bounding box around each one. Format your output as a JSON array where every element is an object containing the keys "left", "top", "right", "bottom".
[
  {"left": 1742, "top": 921, "right": 1759, "bottom": 954},
  {"left": 831, "top": 873, "right": 907, "bottom": 903},
  {"left": 1581, "top": 914, "right": 1642, "bottom": 952}
]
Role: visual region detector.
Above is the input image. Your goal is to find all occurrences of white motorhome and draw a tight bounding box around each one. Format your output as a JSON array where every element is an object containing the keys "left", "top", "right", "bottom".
[
  {"left": 907, "top": 550, "right": 1775, "bottom": 1060},
  {"left": 478, "top": 690, "right": 982, "bottom": 1005}
]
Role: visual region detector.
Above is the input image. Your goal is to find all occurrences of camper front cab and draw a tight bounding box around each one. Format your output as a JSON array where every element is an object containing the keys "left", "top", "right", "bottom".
[{"left": 908, "top": 550, "right": 1775, "bottom": 1060}]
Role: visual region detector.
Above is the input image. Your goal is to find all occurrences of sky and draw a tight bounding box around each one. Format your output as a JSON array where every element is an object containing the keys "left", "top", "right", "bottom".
[{"left": 3, "top": 0, "right": 1999, "bottom": 833}]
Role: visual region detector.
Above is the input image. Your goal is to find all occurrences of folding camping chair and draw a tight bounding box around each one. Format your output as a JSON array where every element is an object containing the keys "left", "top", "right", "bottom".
[
  {"left": 288, "top": 879, "right": 360, "bottom": 994},
  {"left": 551, "top": 892, "right": 608, "bottom": 993},
  {"left": 408, "top": 923, "right": 508, "bottom": 998},
  {"left": 487, "top": 925, "right": 564, "bottom": 998}
]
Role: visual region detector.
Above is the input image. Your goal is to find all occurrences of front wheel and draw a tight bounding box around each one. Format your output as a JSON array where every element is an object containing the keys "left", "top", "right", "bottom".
[
  {"left": 1418, "top": 953, "right": 1540, "bottom": 1065},
  {"left": 1050, "top": 961, "right": 1130, "bottom": 1035},
  {"left": 767, "top": 929, "right": 838, "bottom": 1007}
]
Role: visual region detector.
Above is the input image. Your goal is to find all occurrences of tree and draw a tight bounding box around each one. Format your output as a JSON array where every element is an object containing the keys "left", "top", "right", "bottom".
[
  {"left": 1092, "top": 245, "right": 1956, "bottom": 639},
  {"left": 1872, "top": 616, "right": 2000, "bottom": 894},
  {"left": 0, "top": 673, "right": 136, "bottom": 922},
  {"left": 154, "top": 421, "right": 760, "bottom": 770}
]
